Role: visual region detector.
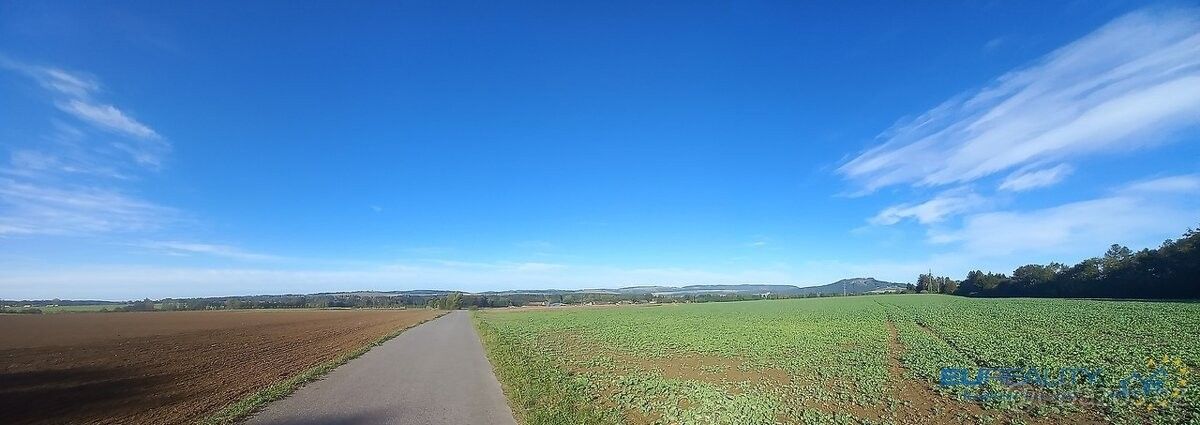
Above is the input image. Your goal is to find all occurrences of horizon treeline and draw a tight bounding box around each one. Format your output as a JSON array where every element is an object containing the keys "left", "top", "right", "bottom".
[{"left": 916, "top": 224, "right": 1199, "bottom": 299}]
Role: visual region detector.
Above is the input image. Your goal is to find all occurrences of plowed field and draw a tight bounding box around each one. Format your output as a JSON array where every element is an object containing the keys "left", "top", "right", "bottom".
[{"left": 0, "top": 309, "right": 441, "bottom": 424}]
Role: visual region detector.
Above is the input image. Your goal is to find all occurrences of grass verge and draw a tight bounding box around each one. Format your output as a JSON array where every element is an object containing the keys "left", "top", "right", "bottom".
[
  {"left": 198, "top": 311, "right": 448, "bottom": 425},
  {"left": 473, "top": 312, "right": 621, "bottom": 425}
]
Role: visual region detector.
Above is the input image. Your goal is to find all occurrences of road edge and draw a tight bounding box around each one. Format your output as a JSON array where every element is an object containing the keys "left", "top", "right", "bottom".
[
  {"left": 472, "top": 310, "right": 621, "bottom": 424},
  {"left": 197, "top": 310, "right": 450, "bottom": 425},
  {"left": 470, "top": 311, "right": 527, "bottom": 425}
]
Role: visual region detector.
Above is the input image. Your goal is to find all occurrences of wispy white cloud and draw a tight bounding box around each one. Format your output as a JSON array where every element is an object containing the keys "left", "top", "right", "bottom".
[
  {"left": 56, "top": 99, "right": 160, "bottom": 140},
  {"left": 869, "top": 187, "right": 985, "bottom": 225},
  {"left": 1, "top": 60, "right": 168, "bottom": 168},
  {"left": 0, "top": 179, "right": 173, "bottom": 236},
  {"left": 839, "top": 7, "right": 1200, "bottom": 192},
  {"left": 1117, "top": 173, "right": 1200, "bottom": 194},
  {"left": 0, "top": 59, "right": 173, "bottom": 236},
  {"left": 4, "top": 122, "right": 145, "bottom": 181},
  {"left": 136, "top": 241, "right": 285, "bottom": 262},
  {"left": 837, "top": 7, "right": 1200, "bottom": 275},
  {"left": 998, "top": 164, "right": 1073, "bottom": 192},
  {"left": 983, "top": 37, "right": 1007, "bottom": 52},
  {"left": 3, "top": 59, "right": 160, "bottom": 142},
  {"left": 39, "top": 68, "right": 99, "bottom": 98},
  {"left": 742, "top": 235, "right": 775, "bottom": 248},
  {"left": 0, "top": 57, "right": 98, "bottom": 98},
  {"left": 929, "top": 175, "right": 1200, "bottom": 257},
  {"left": 5, "top": 149, "right": 128, "bottom": 180}
]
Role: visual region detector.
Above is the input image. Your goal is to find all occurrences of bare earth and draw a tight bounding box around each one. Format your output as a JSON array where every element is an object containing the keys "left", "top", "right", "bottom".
[{"left": 0, "top": 309, "right": 440, "bottom": 424}]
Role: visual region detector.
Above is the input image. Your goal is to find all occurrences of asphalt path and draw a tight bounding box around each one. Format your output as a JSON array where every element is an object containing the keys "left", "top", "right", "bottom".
[{"left": 248, "top": 311, "right": 517, "bottom": 425}]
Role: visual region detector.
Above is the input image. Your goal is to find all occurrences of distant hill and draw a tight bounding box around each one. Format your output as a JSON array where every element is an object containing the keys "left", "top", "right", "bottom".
[{"left": 791, "top": 278, "right": 905, "bottom": 296}]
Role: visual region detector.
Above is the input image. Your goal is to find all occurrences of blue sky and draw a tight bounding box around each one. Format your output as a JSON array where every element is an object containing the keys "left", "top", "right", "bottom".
[{"left": 2, "top": 1, "right": 1198, "bottom": 300}]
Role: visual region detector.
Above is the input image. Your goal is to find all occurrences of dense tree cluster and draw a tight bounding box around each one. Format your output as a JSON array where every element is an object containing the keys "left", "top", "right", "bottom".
[
  {"left": 116, "top": 299, "right": 157, "bottom": 311},
  {"left": 427, "top": 293, "right": 463, "bottom": 309},
  {"left": 916, "top": 225, "right": 1199, "bottom": 299},
  {"left": 915, "top": 274, "right": 958, "bottom": 295}
]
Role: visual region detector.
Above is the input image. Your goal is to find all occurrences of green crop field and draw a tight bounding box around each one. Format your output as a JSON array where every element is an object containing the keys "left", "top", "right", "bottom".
[
  {"left": 474, "top": 295, "right": 1199, "bottom": 425},
  {"left": 39, "top": 304, "right": 130, "bottom": 313},
  {"left": 0, "top": 304, "right": 129, "bottom": 313}
]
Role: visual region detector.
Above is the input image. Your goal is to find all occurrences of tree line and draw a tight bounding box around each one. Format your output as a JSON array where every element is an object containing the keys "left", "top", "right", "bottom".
[
  {"left": 422, "top": 291, "right": 794, "bottom": 309},
  {"left": 155, "top": 294, "right": 438, "bottom": 311},
  {"left": 915, "top": 225, "right": 1199, "bottom": 299}
]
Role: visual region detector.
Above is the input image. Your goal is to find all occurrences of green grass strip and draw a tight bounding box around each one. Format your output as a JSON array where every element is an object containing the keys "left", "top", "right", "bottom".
[
  {"left": 473, "top": 312, "right": 621, "bottom": 425},
  {"left": 198, "top": 312, "right": 447, "bottom": 425}
]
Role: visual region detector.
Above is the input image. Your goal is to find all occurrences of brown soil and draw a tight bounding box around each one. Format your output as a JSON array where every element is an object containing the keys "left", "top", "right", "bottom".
[
  {"left": 881, "top": 321, "right": 1105, "bottom": 425},
  {"left": 0, "top": 309, "right": 441, "bottom": 425},
  {"left": 874, "top": 320, "right": 986, "bottom": 424}
]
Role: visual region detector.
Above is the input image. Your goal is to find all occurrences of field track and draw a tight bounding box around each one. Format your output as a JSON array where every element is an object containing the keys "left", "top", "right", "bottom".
[
  {"left": 0, "top": 309, "right": 439, "bottom": 424},
  {"left": 248, "top": 310, "right": 517, "bottom": 425}
]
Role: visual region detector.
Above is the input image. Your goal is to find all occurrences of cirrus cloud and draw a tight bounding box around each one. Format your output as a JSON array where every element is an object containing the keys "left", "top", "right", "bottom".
[
  {"left": 135, "top": 241, "right": 286, "bottom": 262},
  {"left": 998, "top": 164, "right": 1074, "bottom": 192},
  {"left": 0, "top": 59, "right": 173, "bottom": 236},
  {"left": 56, "top": 99, "right": 161, "bottom": 141},
  {"left": 869, "top": 187, "right": 986, "bottom": 226},
  {"left": 839, "top": 7, "right": 1200, "bottom": 192},
  {"left": 929, "top": 175, "right": 1200, "bottom": 257}
]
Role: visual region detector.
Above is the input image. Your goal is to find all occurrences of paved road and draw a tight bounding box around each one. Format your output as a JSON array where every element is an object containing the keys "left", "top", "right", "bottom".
[{"left": 248, "top": 311, "right": 517, "bottom": 425}]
